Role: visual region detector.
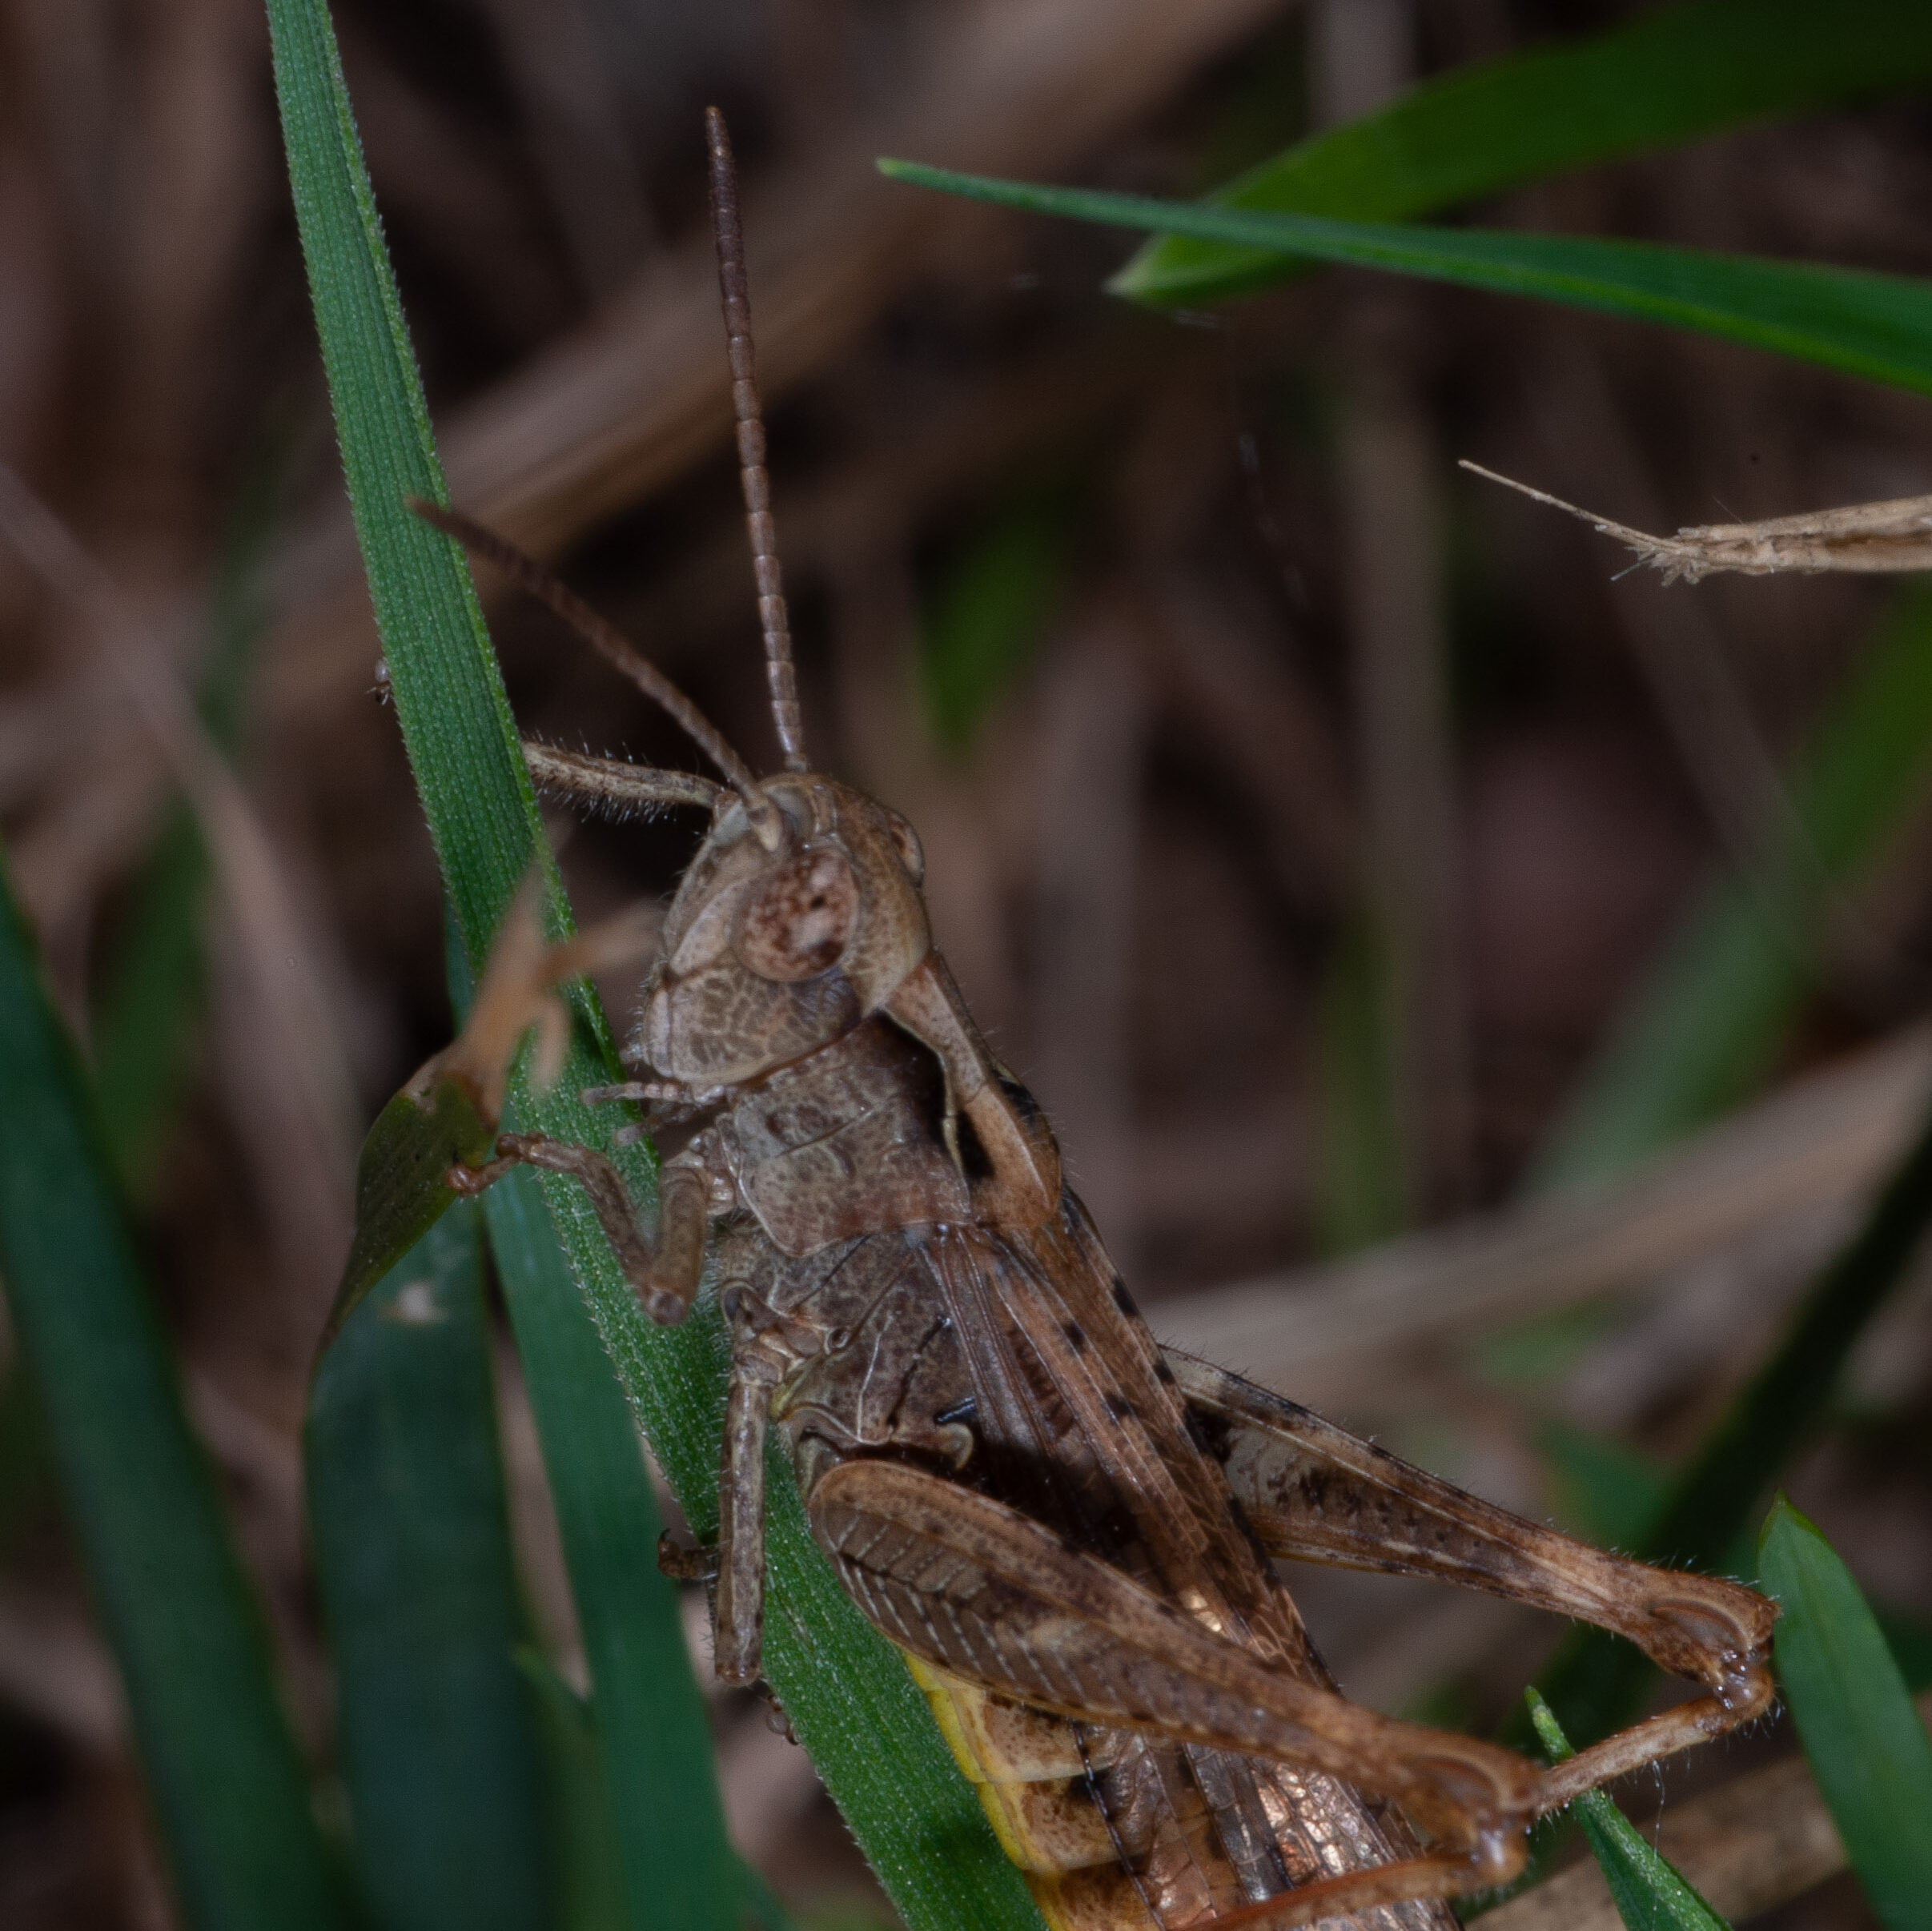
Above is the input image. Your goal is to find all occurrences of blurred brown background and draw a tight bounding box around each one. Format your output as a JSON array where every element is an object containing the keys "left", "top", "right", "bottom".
[{"left": 2, "top": 0, "right": 1932, "bottom": 1923}]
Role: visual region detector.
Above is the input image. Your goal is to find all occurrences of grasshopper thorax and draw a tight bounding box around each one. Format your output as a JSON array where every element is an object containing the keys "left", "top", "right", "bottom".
[{"left": 639, "top": 773, "right": 932, "bottom": 1087}]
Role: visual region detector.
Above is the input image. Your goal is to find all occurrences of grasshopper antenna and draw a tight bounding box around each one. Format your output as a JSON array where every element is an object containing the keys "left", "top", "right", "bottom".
[
  {"left": 408, "top": 499, "right": 780, "bottom": 840},
  {"left": 705, "top": 106, "right": 809, "bottom": 774}
]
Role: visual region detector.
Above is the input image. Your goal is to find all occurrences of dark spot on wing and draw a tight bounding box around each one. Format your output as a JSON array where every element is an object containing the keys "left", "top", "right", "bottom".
[
  {"left": 1111, "top": 1278, "right": 1137, "bottom": 1315},
  {"left": 1063, "top": 1320, "right": 1088, "bottom": 1353},
  {"left": 1154, "top": 1356, "right": 1176, "bottom": 1384},
  {"left": 1186, "top": 1401, "right": 1232, "bottom": 1460},
  {"left": 1103, "top": 1391, "right": 1135, "bottom": 1423}
]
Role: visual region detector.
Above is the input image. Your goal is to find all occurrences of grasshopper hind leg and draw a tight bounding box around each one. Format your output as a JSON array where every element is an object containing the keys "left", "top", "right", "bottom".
[{"left": 1167, "top": 1351, "right": 1777, "bottom": 1813}]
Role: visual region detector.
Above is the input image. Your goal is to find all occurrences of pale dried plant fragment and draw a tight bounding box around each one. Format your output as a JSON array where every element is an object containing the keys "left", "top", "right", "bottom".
[
  {"left": 443, "top": 870, "right": 659, "bottom": 1118},
  {"left": 1462, "top": 460, "right": 1932, "bottom": 584}
]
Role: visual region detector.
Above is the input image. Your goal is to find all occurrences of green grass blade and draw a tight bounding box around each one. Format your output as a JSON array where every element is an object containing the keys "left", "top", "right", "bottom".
[
  {"left": 516, "top": 1642, "right": 798, "bottom": 1931},
  {"left": 876, "top": 162, "right": 1932, "bottom": 400},
  {"left": 1528, "top": 1084, "right": 1932, "bottom": 1750},
  {"left": 306, "top": 1198, "right": 550, "bottom": 1931},
  {"left": 1115, "top": 0, "right": 1932, "bottom": 308},
  {"left": 264, "top": 0, "right": 540, "bottom": 949},
  {"left": 1759, "top": 1498, "right": 1932, "bottom": 1931},
  {"left": 435, "top": 905, "right": 738, "bottom": 1931},
  {"left": 0, "top": 853, "right": 354, "bottom": 1931},
  {"left": 480, "top": 1160, "right": 737, "bottom": 1931},
  {"left": 266, "top": 7, "right": 1037, "bottom": 1926},
  {"left": 1525, "top": 1688, "right": 1731, "bottom": 1930},
  {"left": 516, "top": 1648, "right": 625, "bottom": 1931},
  {"left": 1535, "top": 585, "right": 1932, "bottom": 1191}
]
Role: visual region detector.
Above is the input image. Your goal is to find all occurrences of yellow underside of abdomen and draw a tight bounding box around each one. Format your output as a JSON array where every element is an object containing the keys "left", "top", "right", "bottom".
[{"left": 906, "top": 1654, "right": 1205, "bottom": 1931}]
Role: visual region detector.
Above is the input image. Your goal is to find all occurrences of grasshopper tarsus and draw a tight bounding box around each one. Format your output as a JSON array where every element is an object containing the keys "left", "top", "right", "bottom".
[
  {"left": 1530, "top": 1661, "right": 1776, "bottom": 1817},
  {"left": 656, "top": 1532, "right": 721, "bottom": 1584},
  {"left": 446, "top": 1150, "right": 520, "bottom": 1195}
]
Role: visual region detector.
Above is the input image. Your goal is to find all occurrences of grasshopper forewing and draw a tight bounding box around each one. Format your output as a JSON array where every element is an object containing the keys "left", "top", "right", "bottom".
[{"left": 423, "top": 110, "right": 1777, "bottom": 1931}]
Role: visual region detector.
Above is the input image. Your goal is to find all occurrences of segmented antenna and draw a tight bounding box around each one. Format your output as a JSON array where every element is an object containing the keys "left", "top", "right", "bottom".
[
  {"left": 705, "top": 106, "right": 809, "bottom": 773},
  {"left": 410, "top": 498, "right": 772, "bottom": 822}
]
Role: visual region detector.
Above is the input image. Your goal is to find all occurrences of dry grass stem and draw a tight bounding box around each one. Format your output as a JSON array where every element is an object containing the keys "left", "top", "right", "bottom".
[
  {"left": 1464, "top": 460, "right": 1932, "bottom": 583},
  {"left": 1154, "top": 1023, "right": 1932, "bottom": 1411}
]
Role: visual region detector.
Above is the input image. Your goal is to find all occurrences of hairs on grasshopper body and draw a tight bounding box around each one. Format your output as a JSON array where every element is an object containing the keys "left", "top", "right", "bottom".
[{"left": 397, "top": 108, "right": 1778, "bottom": 1931}]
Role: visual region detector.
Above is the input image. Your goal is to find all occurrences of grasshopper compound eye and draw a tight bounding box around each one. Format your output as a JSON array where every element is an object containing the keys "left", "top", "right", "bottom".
[{"left": 736, "top": 847, "right": 859, "bottom": 980}]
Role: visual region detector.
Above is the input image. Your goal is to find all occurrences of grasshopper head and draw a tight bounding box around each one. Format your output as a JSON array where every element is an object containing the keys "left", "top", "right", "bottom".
[{"left": 637, "top": 773, "right": 931, "bottom": 1086}]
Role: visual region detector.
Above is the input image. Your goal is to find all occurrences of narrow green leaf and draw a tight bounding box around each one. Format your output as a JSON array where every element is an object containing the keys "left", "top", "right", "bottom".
[
  {"left": 482, "top": 1159, "right": 737, "bottom": 1931},
  {"left": 1536, "top": 585, "right": 1932, "bottom": 1191},
  {"left": 877, "top": 161, "right": 1932, "bottom": 401},
  {"left": 1759, "top": 1497, "right": 1932, "bottom": 1931},
  {"left": 435, "top": 905, "right": 737, "bottom": 1931},
  {"left": 515, "top": 1648, "right": 625, "bottom": 1931},
  {"left": 268, "top": 4, "right": 1040, "bottom": 1927},
  {"left": 264, "top": 0, "right": 544, "bottom": 956},
  {"left": 1525, "top": 1688, "right": 1731, "bottom": 1931},
  {"left": 307, "top": 1199, "right": 550, "bottom": 1931},
  {"left": 324, "top": 1070, "right": 496, "bottom": 1347},
  {"left": 1116, "top": 0, "right": 1932, "bottom": 308},
  {"left": 515, "top": 1644, "right": 798, "bottom": 1931},
  {"left": 0, "top": 853, "right": 354, "bottom": 1931}
]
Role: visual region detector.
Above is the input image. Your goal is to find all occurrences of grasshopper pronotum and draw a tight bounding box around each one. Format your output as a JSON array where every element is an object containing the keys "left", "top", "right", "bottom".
[{"left": 424, "top": 110, "right": 1777, "bottom": 1931}]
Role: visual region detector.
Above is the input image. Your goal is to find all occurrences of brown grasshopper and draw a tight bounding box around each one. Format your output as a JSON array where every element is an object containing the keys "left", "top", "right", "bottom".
[{"left": 424, "top": 109, "right": 1777, "bottom": 1931}]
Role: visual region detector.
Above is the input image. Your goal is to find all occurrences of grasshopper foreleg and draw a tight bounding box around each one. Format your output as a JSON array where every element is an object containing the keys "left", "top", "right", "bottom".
[
  {"left": 451, "top": 1134, "right": 712, "bottom": 1325},
  {"left": 1168, "top": 1353, "right": 1777, "bottom": 1813}
]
